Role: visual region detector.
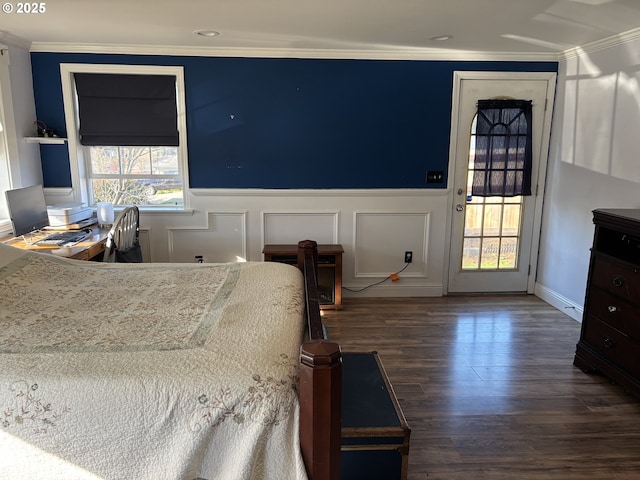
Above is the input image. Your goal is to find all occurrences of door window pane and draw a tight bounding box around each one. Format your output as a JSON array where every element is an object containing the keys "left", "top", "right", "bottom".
[
  {"left": 464, "top": 204, "right": 483, "bottom": 237},
  {"left": 483, "top": 204, "right": 502, "bottom": 237},
  {"left": 480, "top": 238, "right": 500, "bottom": 269},
  {"left": 502, "top": 204, "right": 521, "bottom": 236},
  {"left": 462, "top": 238, "right": 481, "bottom": 270},
  {"left": 499, "top": 238, "right": 518, "bottom": 269}
]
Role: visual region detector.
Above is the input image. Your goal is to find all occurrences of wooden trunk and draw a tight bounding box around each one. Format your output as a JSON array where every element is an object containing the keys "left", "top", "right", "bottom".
[{"left": 341, "top": 352, "right": 410, "bottom": 480}]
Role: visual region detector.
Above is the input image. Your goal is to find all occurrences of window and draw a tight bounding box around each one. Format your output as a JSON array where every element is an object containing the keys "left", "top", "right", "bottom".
[
  {"left": 460, "top": 101, "right": 532, "bottom": 271},
  {"left": 87, "top": 146, "right": 182, "bottom": 207},
  {"left": 60, "top": 64, "right": 189, "bottom": 210}
]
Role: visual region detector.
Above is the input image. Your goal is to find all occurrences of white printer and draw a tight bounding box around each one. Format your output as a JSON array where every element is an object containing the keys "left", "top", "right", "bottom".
[{"left": 47, "top": 202, "right": 94, "bottom": 227}]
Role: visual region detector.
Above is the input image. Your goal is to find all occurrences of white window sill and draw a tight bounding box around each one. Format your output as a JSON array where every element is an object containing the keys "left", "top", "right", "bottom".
[{"left": 120, "top": 207, "right": 195, "bottom": 216}]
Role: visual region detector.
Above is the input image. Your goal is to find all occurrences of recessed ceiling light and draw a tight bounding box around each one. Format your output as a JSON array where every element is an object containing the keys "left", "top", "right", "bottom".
[
  {"left": 430, "top": 35, "right": 453, "bottom": 41},
  {"left": 194, "top": 30, "right": 220, "bottom": 37}
]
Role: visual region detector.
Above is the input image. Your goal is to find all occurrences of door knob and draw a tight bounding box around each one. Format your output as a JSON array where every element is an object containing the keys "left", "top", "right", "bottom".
[
  {"left": 457, "top": 188, "right": 464, "bottom": 195},
  {"left": 456, "top": 204, "right": 464, "bottom": 212}
]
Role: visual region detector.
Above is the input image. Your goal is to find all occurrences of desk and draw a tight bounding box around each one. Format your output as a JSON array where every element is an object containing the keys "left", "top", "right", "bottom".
[{"left": 1, "top": 226, "right": 109, "bottom": 261}]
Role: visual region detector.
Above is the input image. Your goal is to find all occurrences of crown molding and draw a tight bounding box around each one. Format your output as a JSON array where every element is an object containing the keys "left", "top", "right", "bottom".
[
  {"left": 29, "top": 41, "right": 561, "bottom": 62},
  {"left": 561, "top": 27, "right": 640, "bottom": 61},
  {"left": 23, "top": 28, "right": 640, "bottom": 63},
  {"left": 0, "top": 31, "right": 31, "bottom": 50}
]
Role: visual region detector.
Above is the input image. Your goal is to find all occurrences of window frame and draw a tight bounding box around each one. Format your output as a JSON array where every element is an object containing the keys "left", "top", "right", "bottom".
[
  {"left": 0, "top": 119, "right": 11, "bottom": 234},
  {"left": 60, "top": 63, "right": 190, "bottom": 211},
  {"left": 0, "top": 48, "right": 15, "bottom": 234}
]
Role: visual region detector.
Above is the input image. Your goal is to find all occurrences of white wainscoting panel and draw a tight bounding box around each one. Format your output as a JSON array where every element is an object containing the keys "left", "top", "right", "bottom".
[
  {"left": 262, "top": 211, "right": 339, "bottom": 246},
  {"left": 168, "top": 211, "right": 246, "bottom": 263},
  {"left": 354, "top": 212, "right": 430, "bottom": 277},
  {"left": 106, "top": 189, "right": 448, "bottom": 296}
]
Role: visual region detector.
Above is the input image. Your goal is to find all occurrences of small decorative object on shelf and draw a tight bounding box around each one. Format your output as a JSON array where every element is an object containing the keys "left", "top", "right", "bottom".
[{"left": 34, "top": 119, "right": 58, "bottom": 138}]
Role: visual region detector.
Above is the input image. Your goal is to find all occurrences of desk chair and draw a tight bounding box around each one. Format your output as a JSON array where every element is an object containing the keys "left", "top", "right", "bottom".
[{"left": 103, "top": 206, "right": 142, "bottom": 263}]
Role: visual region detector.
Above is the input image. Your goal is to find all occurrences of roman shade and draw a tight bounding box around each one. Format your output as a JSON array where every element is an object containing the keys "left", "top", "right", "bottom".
[
  {"left": 75, "top": 73, "right": 179, "bottom": 146},
  {"left": 471, "top": 99, "right": 532, "bottom": 197}
]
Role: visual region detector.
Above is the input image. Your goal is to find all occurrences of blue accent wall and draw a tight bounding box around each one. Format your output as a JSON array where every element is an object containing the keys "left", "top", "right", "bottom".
[{"left": 30, "top": 53, "right": 557, "bottom": 189}]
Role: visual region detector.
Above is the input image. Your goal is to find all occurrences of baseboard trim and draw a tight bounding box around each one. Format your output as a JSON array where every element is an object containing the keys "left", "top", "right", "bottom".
[
  {"left": 535, "top": 283, "right": 583, "bottom": 323},
  {"left": 342, "top": 283, "right": 443, "bottom": 298}
]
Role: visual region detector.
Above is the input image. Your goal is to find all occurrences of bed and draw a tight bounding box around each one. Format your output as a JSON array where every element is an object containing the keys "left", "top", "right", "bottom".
[{"left": 0, "top": 240, "right": 341, "bottom": 480}]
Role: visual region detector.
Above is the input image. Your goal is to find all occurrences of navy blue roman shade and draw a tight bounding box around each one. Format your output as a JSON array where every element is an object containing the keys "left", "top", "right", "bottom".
[{"left": 74, "top": 73, "right": 179, "bottom": 146}]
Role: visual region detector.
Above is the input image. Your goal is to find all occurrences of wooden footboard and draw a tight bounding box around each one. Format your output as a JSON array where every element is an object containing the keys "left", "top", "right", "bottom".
[{"left": 297, "top": 240, "right": 342, "bottom": 480}]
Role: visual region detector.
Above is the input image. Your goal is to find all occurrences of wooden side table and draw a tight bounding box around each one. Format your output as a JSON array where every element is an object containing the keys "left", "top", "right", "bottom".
[{"left": 263, "top": 243, "right": 343, "bottom": 310}]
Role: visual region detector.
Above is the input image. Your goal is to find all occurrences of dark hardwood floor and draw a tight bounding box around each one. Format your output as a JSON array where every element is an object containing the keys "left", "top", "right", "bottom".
[{"left": 322, "top": 295, "right": 640, "bottom": 480}]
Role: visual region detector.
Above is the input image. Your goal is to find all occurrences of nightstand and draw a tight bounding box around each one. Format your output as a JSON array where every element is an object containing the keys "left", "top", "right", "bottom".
[{"left": 263, "top": 243, "right": 343, "bottom": 310}]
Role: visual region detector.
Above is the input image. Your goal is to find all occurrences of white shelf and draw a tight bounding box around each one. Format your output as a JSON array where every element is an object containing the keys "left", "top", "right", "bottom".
[{"left": 24, "top": 136, "right": 68, "bottom": 145}]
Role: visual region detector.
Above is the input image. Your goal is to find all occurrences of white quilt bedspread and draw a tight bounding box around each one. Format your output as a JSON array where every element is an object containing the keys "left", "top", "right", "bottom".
[{"left": 0, "top": 243, "right": 308, "bottom": 480}]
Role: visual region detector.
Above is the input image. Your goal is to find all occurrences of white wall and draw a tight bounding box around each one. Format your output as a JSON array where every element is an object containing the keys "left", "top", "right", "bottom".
[
  {"left": 0, "top": 36, "right": 41, "bottom": 189},
  {"left": 536, "top": 37, "right": 640, "bottom": 320}
]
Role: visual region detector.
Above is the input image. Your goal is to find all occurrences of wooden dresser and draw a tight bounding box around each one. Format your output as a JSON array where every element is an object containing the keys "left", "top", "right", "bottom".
[{"left": 574, "top": 209, "right": 640, "bottom": 399}]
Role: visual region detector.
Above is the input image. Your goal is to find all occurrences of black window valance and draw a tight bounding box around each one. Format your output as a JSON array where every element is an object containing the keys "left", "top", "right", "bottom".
[
  {"left": 75, "top": 73, "right": 179, "bottom": 146},
  {"left": 471, "top": 99, "right": 532, "bottom": 197}
]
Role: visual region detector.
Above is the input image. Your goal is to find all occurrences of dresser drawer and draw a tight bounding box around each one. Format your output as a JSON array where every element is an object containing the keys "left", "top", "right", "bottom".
[
  {"left": 583, "top": 315, "right": 640, "bottom": 376},
  {"left": 591, "top": 255, "right": 640, "bottom": 303},
  {"left": 587, "top": 287, "right": 640, "bottom": 341}
]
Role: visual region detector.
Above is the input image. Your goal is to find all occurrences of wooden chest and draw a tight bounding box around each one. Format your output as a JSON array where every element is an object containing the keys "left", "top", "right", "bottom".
[
  {"left": 574, "top": 209, "right": 640, "bottom": 399},
  {"left": 341, "top": 352, "right": 411, "bottom": 480}
]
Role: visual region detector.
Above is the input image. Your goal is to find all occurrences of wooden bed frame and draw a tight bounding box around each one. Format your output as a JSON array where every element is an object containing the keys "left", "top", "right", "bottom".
[
  {"left": 296, "top": 240, "right": 342, "bottom": 480},
  {"left": 0, "top": 239, "right": 339, "bottom": 478}
]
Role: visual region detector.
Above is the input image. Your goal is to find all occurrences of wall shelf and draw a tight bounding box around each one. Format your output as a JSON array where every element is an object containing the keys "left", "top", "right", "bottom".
[{"left": 24, "top": 136, "right": 67, "bottom": 145}]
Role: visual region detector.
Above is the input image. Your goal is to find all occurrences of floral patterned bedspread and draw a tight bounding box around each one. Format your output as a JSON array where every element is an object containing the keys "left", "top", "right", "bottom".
[{"left": 0, "top": 243, "right": 308, "bottom": 480}]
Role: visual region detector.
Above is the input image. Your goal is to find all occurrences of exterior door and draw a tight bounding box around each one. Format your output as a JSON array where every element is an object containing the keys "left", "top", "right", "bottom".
[{"left": 447, "top": 72, "right": 556, "bottom": 293}]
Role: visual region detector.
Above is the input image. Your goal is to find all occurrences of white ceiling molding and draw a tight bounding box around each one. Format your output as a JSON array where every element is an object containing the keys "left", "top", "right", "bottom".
[
  {"left": 561, "top": 26, "right": 640, "bottom": 60},
  {"left": 0, "top": 31, "right": 31, "bottom": 50},
  {"left": 28, "top": 42, "right": 561, "bottom": 62}
]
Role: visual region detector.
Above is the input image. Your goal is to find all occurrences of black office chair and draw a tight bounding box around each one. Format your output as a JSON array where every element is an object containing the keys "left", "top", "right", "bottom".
[{"left": 103, "top": 206, "right": 142, "bottom": 263}]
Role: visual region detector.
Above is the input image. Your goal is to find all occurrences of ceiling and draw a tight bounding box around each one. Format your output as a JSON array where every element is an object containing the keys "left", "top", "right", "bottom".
[{"left": 2, "top": 0, "right": 640, "bottom": 59}]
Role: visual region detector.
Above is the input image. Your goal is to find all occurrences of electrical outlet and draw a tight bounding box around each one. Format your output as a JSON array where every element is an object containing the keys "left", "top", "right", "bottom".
[
  {"left": 195, "top": 255, "right": 204, "bottom": 263},
  {"left": 404, "top": 251, "right": 413, "bottom": 263},
  {"left": 426, "top": 170, "right": 444, "bottom": 184}
]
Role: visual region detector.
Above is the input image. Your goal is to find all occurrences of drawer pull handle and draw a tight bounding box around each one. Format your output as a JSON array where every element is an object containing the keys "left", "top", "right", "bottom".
[
  {"left": 604, "top": 336, "right": 615, "bottom": 349},
  {"left": 612, "top": 276, "right": 625, "bottom": 287},
  {"left": 608, "top": 305, "right": 617, "bottom": 313}
]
